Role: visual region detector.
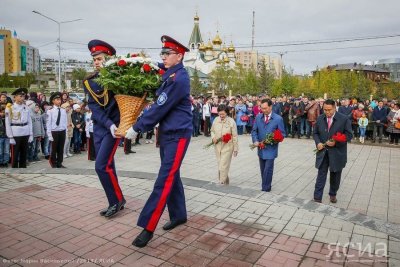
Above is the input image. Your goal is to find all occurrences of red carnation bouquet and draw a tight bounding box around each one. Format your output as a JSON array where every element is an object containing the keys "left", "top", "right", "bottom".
[
  {"left": 250, "top": 129, "right": 284, "bottom": 150},
  {"left": 313, "top": 132, "right": 347, "bottom": 154},
  {"left": 204, "top": 133, "right": 232, "bottom": 149}
]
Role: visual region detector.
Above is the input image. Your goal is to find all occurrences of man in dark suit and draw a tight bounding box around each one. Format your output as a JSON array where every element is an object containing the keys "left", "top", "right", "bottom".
[
  {"left": 372, "top": 100, "right": 388, "bottom": 143},
  {"left": 338, "top": 99, "right": 354, "bottom": 121},
  {"left": 313, "top": 99, "right": 352, "bottom": 203}
]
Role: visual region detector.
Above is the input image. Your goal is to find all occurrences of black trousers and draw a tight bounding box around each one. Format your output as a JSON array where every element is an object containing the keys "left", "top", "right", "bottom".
[
  {"left": 204, "top": 116, "right": 211, "bottom": 136},
  {"left": 88, "top": 132, "right": 95, "bottom": 160},
  {"left": 11, "top": 136, "right": 29, "bottom": 168},
  {"left": 314, "top": 152, "right": 342, "bottom": 200},
  {"left": 50, "top": 131, "right": 66, "bottom": 167},
  {"left": 146, "top": 130, "right": 154, "bottom": 140},
  {"left": 390, "top": 132, "right": 399, "bottom": 144},
  {"left": 124, "top": 138, "right": 132, "bottom": 154}
]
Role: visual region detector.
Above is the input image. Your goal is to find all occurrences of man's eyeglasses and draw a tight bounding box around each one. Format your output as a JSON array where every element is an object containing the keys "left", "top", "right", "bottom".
[{"left": 159, "top": 51, "right": 178, "bottom": 57}]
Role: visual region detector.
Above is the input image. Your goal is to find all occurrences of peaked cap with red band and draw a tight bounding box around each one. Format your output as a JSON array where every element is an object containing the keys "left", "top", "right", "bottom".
[
  {"left": 161, "top": 35, "right": 189, "bottom": 55},
  {"left": 88, "top": 39, "right": 116, "bottom": 56}
]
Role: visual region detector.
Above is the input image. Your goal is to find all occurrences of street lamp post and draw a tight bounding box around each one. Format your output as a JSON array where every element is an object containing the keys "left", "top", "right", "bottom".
[
  {"left": 32, "top": 11, "right": 82, "bottom": 92},
  {"left": 276, "top": 52, "right": 287, "bottom": 79}
]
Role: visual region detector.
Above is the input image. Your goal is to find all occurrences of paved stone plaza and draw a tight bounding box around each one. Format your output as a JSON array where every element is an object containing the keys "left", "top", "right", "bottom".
[{"left": 0, "top": 136, "right": 399, "bottom": 266}]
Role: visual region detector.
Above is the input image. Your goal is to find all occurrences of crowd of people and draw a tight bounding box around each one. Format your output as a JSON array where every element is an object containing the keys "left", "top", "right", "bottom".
[
  {"left": 0, "top": 90, "right": 398, "bottom": 169},
  {"left": 191, "top": 94, "right": 400, "bottom": 145}
]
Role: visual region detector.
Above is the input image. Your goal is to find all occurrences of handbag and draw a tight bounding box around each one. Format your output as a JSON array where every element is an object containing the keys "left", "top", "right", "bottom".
[
  {"left": 395, "top": 120, "right": 400, "bottom": 129},
  {"left": 240, "top": 115, "right": 249, "bottom": 122}
]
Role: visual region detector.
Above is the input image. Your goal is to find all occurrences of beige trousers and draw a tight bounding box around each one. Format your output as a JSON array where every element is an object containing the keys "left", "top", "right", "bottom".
[{"left": 214, "top": 142, "right": 234, "bottom": 184}]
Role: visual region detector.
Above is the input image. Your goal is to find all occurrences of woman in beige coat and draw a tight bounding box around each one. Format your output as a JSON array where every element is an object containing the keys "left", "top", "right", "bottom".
[{"left": 211, "top": 104, "right": 239, "bottom": 185}]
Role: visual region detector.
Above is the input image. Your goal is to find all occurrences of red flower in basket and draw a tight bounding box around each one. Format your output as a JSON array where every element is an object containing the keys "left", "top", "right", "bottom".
[
  {"left": 131, "top": 53, "right": 138, "bottom": 57},
  {"left": 143, "top": 64, "right": 151, "bottom": 73},
  {"left": 158, "top": 69, "right": 165, "bottom": 75},
  {"left": 204, "top": 133, "right": 232, "bottom": 149},
  {"left": 117, "top": 59, "right": 127, "bottom": 67}
]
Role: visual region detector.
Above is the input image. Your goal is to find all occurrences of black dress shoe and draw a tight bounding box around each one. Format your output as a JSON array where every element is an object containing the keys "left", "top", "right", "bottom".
[
  {"left": 132, "top": 229, "right": 153, "bottom": 248},
  {"left": 99, "top": 207, "right": 109, "bottom": 216},
  {"left": 162, "top": 219, "right": 187, "bottom": 231},
  {"left": 104, "top": 198, "right": 126, "bottom": 218}
]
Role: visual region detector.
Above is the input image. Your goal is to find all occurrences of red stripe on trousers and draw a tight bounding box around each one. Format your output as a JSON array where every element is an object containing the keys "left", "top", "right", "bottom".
[
  {"left": 146, "top": 138, "right": 188, "bottom": 232},
  {"left": 105, "top": 139, "right": 123, "bottom": 202}
]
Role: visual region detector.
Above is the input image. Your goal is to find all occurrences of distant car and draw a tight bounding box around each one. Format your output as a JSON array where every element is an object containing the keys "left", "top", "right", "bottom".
[{"left": 69, "top": 92, "right": 85, "bottom": 102}]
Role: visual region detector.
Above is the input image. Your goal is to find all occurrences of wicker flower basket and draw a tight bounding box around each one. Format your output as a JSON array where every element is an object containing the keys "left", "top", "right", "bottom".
[{"left": 114, "top": 93, "right": 147, "bottom": 137}]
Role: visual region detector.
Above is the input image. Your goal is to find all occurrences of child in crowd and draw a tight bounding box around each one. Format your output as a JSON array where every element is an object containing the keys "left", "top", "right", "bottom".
[
  {"left": 0, "top": 95, "right": 10, "bottom": 167},
  {"left": 85, "top": 108, "right": 95, "bottom": 161},
  {"left": 71, "top": 104, "right": 84, "bottom": 154},
  {"left": 28, "top": 103, "right": 45, "bottom": 162},
  {"left": 62, "top": 102, "right": 73, "bottom": 158},
  {"left": 358, "top": 113, "right": 368, "bottom": 144},
  {"left": 40, "top": 101, "right": 51, "bottom": 159}
]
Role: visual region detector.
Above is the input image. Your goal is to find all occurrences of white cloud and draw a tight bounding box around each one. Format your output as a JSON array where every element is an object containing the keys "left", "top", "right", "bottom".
[{"left": 1, "top": 0, "right": 399, "bottom": 74}]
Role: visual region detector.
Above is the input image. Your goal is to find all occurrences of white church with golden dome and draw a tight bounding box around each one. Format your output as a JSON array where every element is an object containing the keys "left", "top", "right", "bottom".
[{"left": 183, "top": 13, "right": 236, "bottom": 76}]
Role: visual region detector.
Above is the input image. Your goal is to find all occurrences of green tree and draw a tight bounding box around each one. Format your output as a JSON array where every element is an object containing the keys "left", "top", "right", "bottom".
[
  {"left": 72, "top": 68, "right": 88, "bottom": 88},
  {"left": 257, "top": 63, "right": 275, "bottom": 94},
  {"left": 190, "top": 68, "right": 203, "bottom": 95},
  {"left": 271, "top": 71, "right": 298, "bottom": 96}
]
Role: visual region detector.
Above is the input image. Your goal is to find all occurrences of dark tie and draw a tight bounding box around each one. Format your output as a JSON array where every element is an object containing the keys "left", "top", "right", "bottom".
[
  {"left": 56, "top": 108, "right": 61, "bottom": 126},
  {"left": 265, "top": 115, "right": 269, "bottom": 124}
]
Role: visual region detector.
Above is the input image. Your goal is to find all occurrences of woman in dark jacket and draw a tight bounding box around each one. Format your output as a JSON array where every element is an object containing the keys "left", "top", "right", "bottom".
[
  {"left": 290, "top": 99, "right": 304, "bottom": 138},
  {"left": 71, "top": 104, "right": 85, "bottom": 153}
]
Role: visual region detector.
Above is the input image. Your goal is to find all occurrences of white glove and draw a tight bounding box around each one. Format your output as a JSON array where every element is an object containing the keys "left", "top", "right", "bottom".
[
  {"left": 110, "top": 124, "right": 117, "bottom": 138},
  {"left": 10, "top": 138, "right": 16, "bottom": 145},
  {"left": 48, "top": 135, "right": 54, "bottom": 142},
  {"left": 86, "top": 133, "right": 90, "bottom": 138},
  {"left": 125, "top": 127, "right": 138, "bottom": 140},
  {"left": 28, "top": 135, "right": 33, "bottom": 143}
]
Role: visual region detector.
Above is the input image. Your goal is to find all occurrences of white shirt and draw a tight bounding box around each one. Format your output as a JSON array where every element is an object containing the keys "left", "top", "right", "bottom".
[
  {"left": 203, "top": 103, "right": 211, "bottom": 119},
  {"left": 46, "top": 105, "right": 67, "bottom": 136},
  {"left": 264, "top": 113, "right": 271, "bottom": 122},
  {"left": 5, "top": 103, "right": 33, "bottom": 138},
  {"left": 85, "top": 112, "right": 93, "bottom": 135},
  {"left": 327, "top": 113, "right": 336, "bottom": 125}
]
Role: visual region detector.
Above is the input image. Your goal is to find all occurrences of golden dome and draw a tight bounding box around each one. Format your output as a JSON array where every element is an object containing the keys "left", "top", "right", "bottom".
[
  {"left": 223, "top": 56, "right": 230, "bottom": 63},
  {"left": 216, "top": 59, "right": 222, "bottom": 64},
  {"left": 228, "top": 42, "right": 235, "bottom": 52},
  {"left": 205, "top": 40, "right": 213, "bottom": 50},
  {"left": 212, "top": 33, "right": 223, "bottom": 45},
  {"left": 194, "top": 14, "right": 199, "bottom": 21},
  {"left": 199, "top": 43, "right": 206, "bottom": 52}
]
